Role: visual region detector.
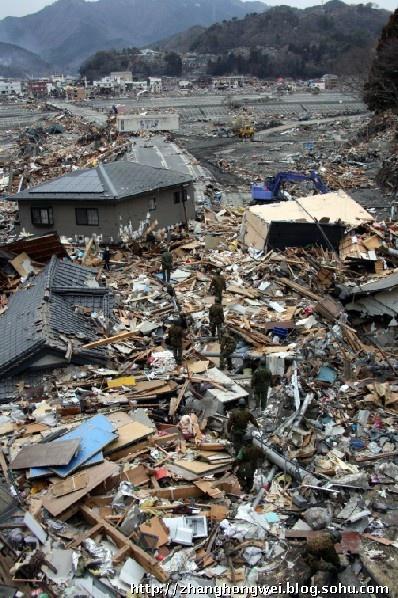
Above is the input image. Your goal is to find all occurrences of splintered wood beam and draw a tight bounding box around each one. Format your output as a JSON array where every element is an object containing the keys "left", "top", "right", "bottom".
[
  {"left": 82, "top": 330, "right": 141, "bottom": 349},
  {"left": 75, "top": 506, "right": 169, "bottom": 582}
]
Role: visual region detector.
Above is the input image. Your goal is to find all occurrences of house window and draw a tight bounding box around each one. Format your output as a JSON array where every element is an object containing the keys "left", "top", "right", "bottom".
[
  {"left": 149, "top": 198, "right": 156, "bottom": 211},
  {"left": 76, "top": 208, "right": 99, "bottom": 226},
  {"left": 174, "top": 190, "right": 181, "bottom": 204},
  {"left": 120, "top": 119, "right": 125, "bottom": 131},
  {"left": 31, "top": 207, "right": 53, "bottom": 226}
]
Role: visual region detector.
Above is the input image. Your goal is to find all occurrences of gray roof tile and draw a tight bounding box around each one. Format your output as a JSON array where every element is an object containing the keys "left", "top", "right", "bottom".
[
  {"left": 0, "top": 257, "right": 114, "bottom": 381},
  {"left": 11, "top": 161, "right": 193, "bottom": 203}
]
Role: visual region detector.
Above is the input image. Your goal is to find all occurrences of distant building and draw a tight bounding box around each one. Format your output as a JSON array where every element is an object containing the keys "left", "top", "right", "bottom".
[
  {"left": 149, "top": 77, "right": 162, "bottom": 93},
  {"left": 132, "top": 81, "right": 149, "bottom": 90},
  {"left": 65, "top": 86, "right": 87, "bottom": 101},
  {"left": 27, "top": 79, "right": 48, "bottom": 98},
  {"left": 322, "top": 74, "right": 339, "bottom": 89},
  {"left": 178, "top": 80, "right": 192, "bottom": 89},
  {"left": 117, "top": 113, "right": 179, "bottom": 133},
  {"left": 196, "top": 76, "right": 212, "bottom": 89},
  {"left": 110, "top": 71, "right": 133, "bottom": 83},
  {"left": 212, "top": 76, "right": 247, "bottom": 90},
  {"left": 0, "top": 80, "right": 22, "bottom": 96},
  {"left": 309, "top": 79, "right": 326, "bottom": 91},
  {"left": 10, "top": 161, "right": 195, "bottom": 242}
]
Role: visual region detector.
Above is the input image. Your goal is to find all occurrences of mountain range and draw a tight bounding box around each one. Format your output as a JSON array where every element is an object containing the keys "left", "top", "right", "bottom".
[
  {"left": 0, "top": 41, "right": 50, "bottom": 78},
  {"left": 0, "top": 0, "right": 268, "bottom": 72},
  {"left": 157, "top": 0, "right": 390, "bottom": 78}
]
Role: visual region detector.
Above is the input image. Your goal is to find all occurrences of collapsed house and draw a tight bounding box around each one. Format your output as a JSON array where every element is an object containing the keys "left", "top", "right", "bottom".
[
  {"left": 0, "top": 256, "right": 114, "bottom": 401},
  {"left": 0, "top": 232, "right": 68, "bottom": 289},
  {"left": 240, "top": 190, "right": 374, "bottom": 251},
  {"left": 9, "top": 161, "right": 195, "bottom": 242}
]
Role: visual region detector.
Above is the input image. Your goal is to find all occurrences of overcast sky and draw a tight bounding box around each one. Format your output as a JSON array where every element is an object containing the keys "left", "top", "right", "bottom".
[{"left": 0, "top": 0, "right": 394, "bottom": 19}]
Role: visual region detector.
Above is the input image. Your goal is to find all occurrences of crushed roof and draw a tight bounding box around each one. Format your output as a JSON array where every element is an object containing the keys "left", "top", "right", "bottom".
[{"left": 0, "top": 256, "right": 113, "bottom": 381}]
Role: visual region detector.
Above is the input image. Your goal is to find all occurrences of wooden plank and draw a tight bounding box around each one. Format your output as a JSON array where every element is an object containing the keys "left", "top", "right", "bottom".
[
  {"left": 169, "top": 379, "right": 189, "bottom": 416},
  {"left": 10, "top": 439, "right": 80, "bottom": 470},
  {"left": 78, "top": 506, "right": 169, "bottom": 582},
  {"left": 278, "top": 277, "right": 321, "bottom": 301},
  {"left": 133, "top": 380, "right": 178, "bottom": 395},
  {"left": 362, "top": 533, "right": 395, "bottom": 546},
  {"left": 10, "top": 252, "right": 34, "bottom": 277},
  {"left": 139, "top": 517, "right": 169, "bottom": 547},
  {"left": 121, "top": 464, "right": 150, "bottom": 486},
  {"left": 107, "top": 376, "right": 136, "bottom": 389},
  {"left": 227, "top": 285, "right": 259, "bottom": 299},
  {"left": 82, "top": 330, "right": 141, "bottom": 350},
  {"left": 0, "top": 449, "right": 10, "bottom": 483},
  {"left": 315, "top": 296, "right": 344, "bottom": 322},
  {"left": 104, "top": 421, "right": 154, "bottom": 455},
  {"left": 209, "top": 504, "right": 229, "bottom": 521},
  {"left": 148, "top": 485, "right": 204, "bottom": 500},
  {"left": 30, "top": 414, "right": 116, "bottom": 479},
  {"left": 51, "top": 471, "right": 89, "bottom": 497},
  {"left": 42, "top": 461, "right": 119, "bottom": 517},
  {"left": 173, "top": 459, "right": 228, "bottom": 474},
  {"left": 194, "top": 480, "right": 224, "bottom": 499},
  {"left": 186, "top": 361, "right": 209, "bottom": 375}
]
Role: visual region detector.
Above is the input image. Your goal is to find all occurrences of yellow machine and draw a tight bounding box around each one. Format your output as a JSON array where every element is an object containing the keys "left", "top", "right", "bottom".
[
  {"left": 238, "top": 124, "right": 255, "bottom": 139},
  {"left": 232, "top": 116, "right": 255, "bottom": 140}
]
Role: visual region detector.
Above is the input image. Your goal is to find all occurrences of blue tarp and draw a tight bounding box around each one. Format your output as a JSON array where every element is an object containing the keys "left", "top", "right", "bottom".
[{"left": 29, "top": 414, "right": 116, "bottom": 479}]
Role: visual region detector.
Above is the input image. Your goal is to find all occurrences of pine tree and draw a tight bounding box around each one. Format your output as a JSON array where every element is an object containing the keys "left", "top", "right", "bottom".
[{"left": 364, "top": 9, "right": 398, "bottom": 113}]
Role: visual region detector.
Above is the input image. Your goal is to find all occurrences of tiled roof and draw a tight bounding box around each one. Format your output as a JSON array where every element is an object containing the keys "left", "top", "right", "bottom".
[
  {"left": 11, "top": 161, "right": 193, "bottom": 203},
  {"left": 0, "top": 257, "right": 113, "bottom": 381}
]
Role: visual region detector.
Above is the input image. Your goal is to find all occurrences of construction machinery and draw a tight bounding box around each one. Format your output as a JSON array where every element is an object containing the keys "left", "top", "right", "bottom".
[
  {"left": 232, "top": 115, "right": 255, "bottom": 140},
  {"left": 251, "top": 170, "right": 329, "bottom": 203}
]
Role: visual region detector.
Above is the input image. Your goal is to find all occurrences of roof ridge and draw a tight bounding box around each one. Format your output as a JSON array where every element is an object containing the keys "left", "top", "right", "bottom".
[
  {"left": 98, "top": 163, "right": 118, "bottom": 199},
  {"left": 46, "top": 255, "right": 59, "bottom": 291}
]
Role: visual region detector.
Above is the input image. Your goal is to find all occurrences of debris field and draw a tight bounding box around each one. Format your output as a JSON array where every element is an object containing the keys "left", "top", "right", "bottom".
[
  {"left": 0, "top": 197, "right": 398, "bottom": 596},
  {"left": 0, "top": 98, "right": 398, "bottom": 597}
]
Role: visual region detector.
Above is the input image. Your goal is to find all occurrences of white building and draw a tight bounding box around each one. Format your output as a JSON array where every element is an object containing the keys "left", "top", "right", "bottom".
[
  {"left": 148, "top": 77, "right": 162, "bottom": 93},
  {"left": 0, "top": 80, "right": 22, "bottom": 96},
  {"left": 212, "top": 76, "right": 246, "bottom": 90},
  {"left": 309, "top": 79, "right": 326, "bottom": 91},
  {"left": 178, "top": 80, "right": 192, "bottom": 89},
  {"left": 117, "top": 112, "right": 179, "bottom": 133},
  {"left": 132, "top": 81, "right": 149, "bottom": 90},
  {"left": 110, "top": 71, "right": 133, "bottom": 83},
  {"left": 93, "top": 77, "right": 116, "bottom": 90}
]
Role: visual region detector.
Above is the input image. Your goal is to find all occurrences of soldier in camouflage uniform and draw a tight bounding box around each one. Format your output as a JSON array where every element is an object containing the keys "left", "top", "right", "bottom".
[
  {"left": 227, "top": 398, "right": 259, "bottom": 455},
  {"left": 209, "top": 297, "right": 224, "bottom": 338},
  {"left": 251, "top": 357, "right": 273, "bottom": 411},
  {"left": 161, "top": 249, "right": 173, "bottom": 283},
  {"left": 210, "top": 268, "right": 226, "bottom": 302},
  {"left": 219, "top": 327, "right": 236, "bottom": 371},
  {"left": 167, "top": 318, "right": 184, "bottom": 364},
  {"left": 234, "top": 432, "right": 265, "bottom": 492}
]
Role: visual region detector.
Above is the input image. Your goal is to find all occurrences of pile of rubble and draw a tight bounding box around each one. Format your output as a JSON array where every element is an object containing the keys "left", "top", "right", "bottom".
[{"left": 0, "top": 201, "right": 398, "bottom": 595}]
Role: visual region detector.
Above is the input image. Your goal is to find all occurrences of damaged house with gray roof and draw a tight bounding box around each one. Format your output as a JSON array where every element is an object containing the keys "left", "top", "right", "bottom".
[
  {"left": 9, "top": 161, "right": 195, "bottom": 242},
  {"left": 0, "top": 257, "right": 115, "bottom": 402}
]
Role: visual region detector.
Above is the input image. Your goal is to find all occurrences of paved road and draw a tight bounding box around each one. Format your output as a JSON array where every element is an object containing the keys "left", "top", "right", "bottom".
[
  {"left": 255, "top": 112, "right": 368, "bottom": 140},
  {"left": 49, "top": 101, "right": 108, "bottom": 126},
  {"left": 52, "top": 92, "right": 365, "bottom": 127},
  {"left": 92, "top": 91, "right": 360, "bottom": 110},
  {"left": 127, "top": 135, "right": 208, "bottom": 180},
  {"left": 89, "top": 91, "right": 365, "bottom": 123},
  {"left": 0, "top": 107, "right": 54, "bottom": 131}
]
